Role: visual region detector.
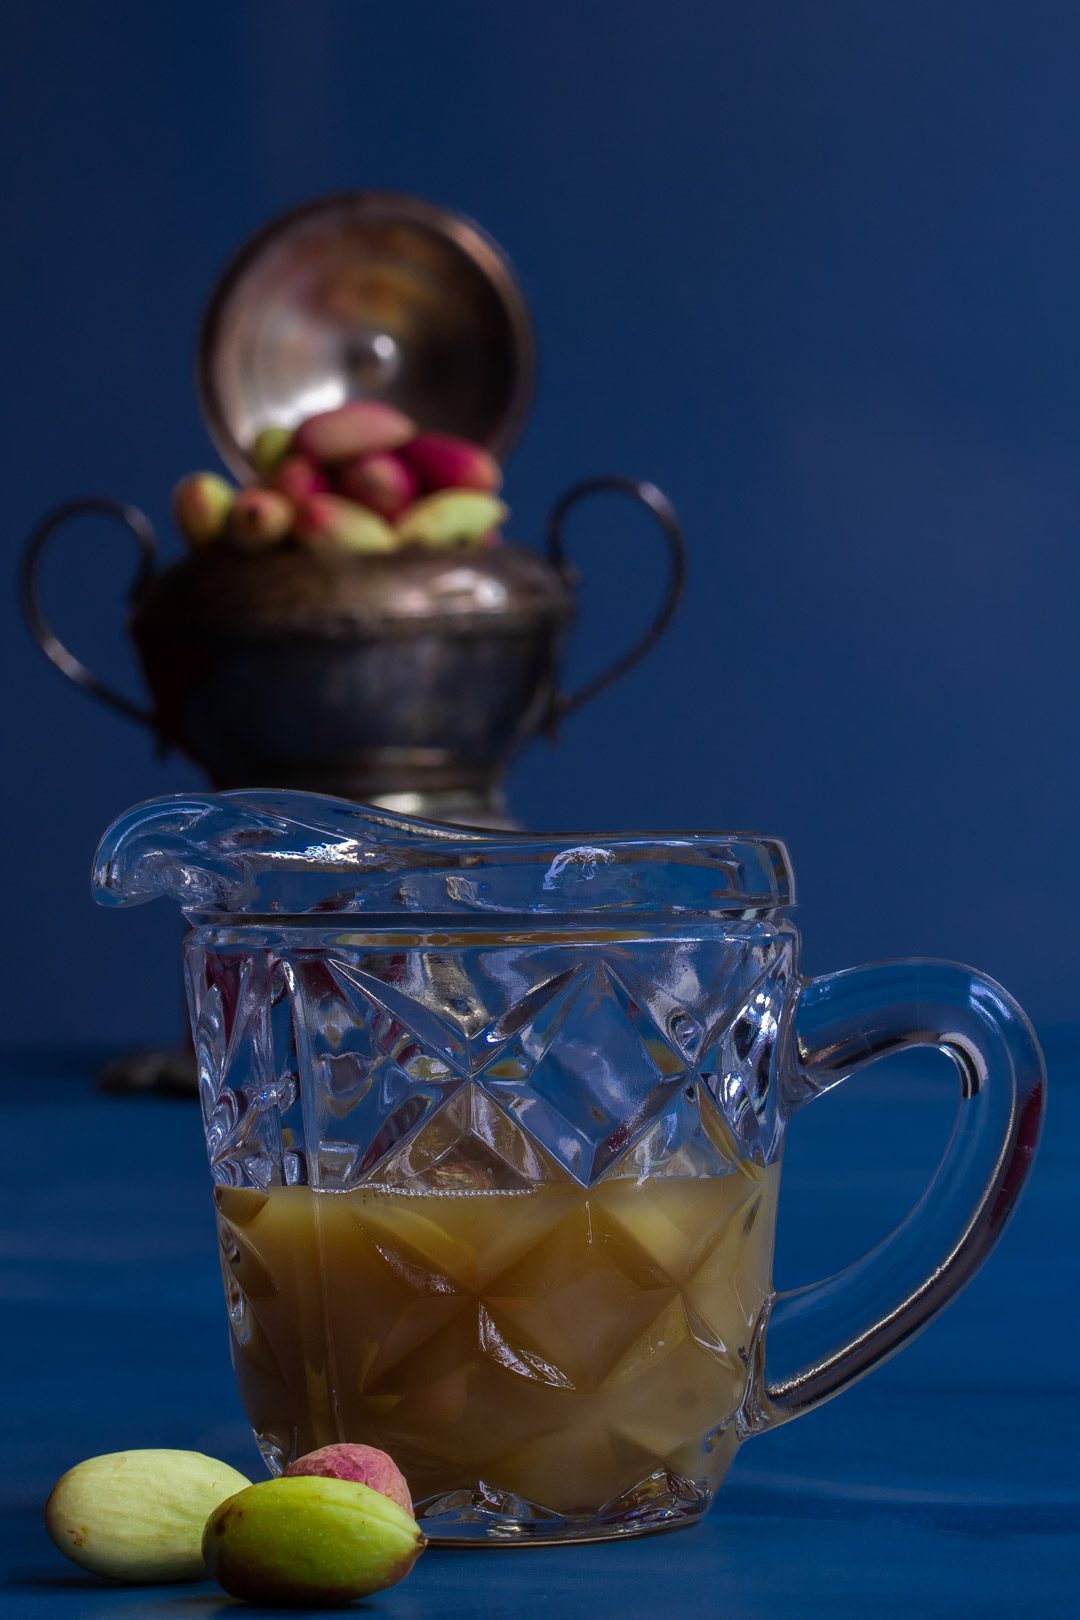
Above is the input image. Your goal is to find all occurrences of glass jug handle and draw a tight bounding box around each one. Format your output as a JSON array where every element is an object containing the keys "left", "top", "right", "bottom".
[
  {"left": 20, "top": 496, "right": 160, "bottom": 728},
  {"left": 545, "top": 476, "right": 686, "bottom": 727},
  {"left": 756, "top": 959, "right": 1045, "bottom": 1428}
]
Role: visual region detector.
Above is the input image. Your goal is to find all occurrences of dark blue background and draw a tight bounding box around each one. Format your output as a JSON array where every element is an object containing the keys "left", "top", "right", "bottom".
[{"left": 4, "top": 0, "right": 1078, "bottom": 1045}]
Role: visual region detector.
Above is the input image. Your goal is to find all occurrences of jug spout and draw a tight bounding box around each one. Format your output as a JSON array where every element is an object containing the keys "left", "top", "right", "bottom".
[
  {"left": 91, "top": 790, "right": 490, "bottom": 917},
  {"left": 92, "top": 794, "right": 245, "bottom": 912}
]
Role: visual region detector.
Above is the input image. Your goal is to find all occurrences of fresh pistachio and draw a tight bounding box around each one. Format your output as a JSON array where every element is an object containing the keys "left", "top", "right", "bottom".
[
  {"left": 250, "top": 424, "right": 293, "bottom": 476},
  {"left": 172, "top": 473, "right": 234, "bottom": 547},
  {"left": 285, "top": 1443, "right": 414, "bottom": 1518},
  {"left": 45, "top": 1449, "right": 250, "bottom": 1582},
  {"left": 203, "top": 1476, "right": 425, "bottom": 1606},
  {"left": 396, "top": 489, "right": 508, "bottom": 547},
  {"left": 294, "top": 493, "right": 398, "bottom": 555}
]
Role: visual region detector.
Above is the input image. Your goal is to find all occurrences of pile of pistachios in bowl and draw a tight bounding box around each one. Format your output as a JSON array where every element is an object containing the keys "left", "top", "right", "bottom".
[
  {"left": 45, "top": 1441, "right": 425, "bottom": 1606},
  {"left": 173, "top": 400, "right": 508, "bottom": 556}
]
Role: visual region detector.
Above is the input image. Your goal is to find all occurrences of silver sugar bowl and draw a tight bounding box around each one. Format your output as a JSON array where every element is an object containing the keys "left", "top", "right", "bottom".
[{"left": 22, "top": 192, "right": 685, "bottom": 827}]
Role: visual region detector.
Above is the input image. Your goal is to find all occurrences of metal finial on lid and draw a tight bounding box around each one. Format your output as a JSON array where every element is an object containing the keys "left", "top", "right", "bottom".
[{"left": 197, "top": 191, "right": 536, "bottom": 480}]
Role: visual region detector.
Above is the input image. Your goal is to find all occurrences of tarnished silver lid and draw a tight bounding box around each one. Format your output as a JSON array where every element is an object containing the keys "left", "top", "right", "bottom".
[{"left": 197, "top": 191, "right": 536, "bottom": 480}]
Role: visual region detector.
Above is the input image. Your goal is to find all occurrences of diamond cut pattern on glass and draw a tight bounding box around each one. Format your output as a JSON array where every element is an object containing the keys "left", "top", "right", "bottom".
[
  {"left": 477, "top": 960, "right": 691, "bottom": 1184},
  {"left": 698, "top": 957, "right": 791, "bottom": 1163},
  {"left": 365, "top": 1082, "right": 566, "bottom": 1192},
  {"left": 194, "top": 927, "right": 790, "bottom": 1529},
  {"left": 215, "top": 1165, "right": 780, "bottom": 1519},
  {"left": 187, "top": 936, "right": 791, "bottom": 1189},
  {"left": 327, "top": 958, "right": 472, "bottom": 1079}
]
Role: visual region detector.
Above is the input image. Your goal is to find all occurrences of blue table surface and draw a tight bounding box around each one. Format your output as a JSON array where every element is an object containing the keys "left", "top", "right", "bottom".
[{"left": 1, "top": 1036, "right": 1075, "bottom": 1619}]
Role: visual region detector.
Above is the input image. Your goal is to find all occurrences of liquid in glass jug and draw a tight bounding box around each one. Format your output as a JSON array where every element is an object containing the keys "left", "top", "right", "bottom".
[{"left": 93, "top": 792, "right": 1045, "bottom": 1544}]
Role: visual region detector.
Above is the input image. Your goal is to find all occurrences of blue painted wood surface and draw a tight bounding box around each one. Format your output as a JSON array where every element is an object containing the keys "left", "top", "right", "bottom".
[{"left": 1, "top": 1038, "right": 1074, "bottom": 1617}]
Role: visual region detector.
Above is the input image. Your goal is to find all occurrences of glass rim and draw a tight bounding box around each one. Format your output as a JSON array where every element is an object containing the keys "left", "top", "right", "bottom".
[{"left": 93, "top": 790, "right": 796, "bottom": 918}]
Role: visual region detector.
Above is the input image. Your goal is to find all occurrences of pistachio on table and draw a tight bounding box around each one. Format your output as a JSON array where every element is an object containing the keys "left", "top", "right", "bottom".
[
  {"left": 45, "top": 1441, "right": 425, "bottom": 1606},
  {"left": 203, "top": 1475, "right": 425, "bottom": 1608},
  {"left": 44, "top": 1449, "right": 250, "bottom": 1582},
  {"left": 285, "top": 1441, "right": 414, "bottom": 1518}
]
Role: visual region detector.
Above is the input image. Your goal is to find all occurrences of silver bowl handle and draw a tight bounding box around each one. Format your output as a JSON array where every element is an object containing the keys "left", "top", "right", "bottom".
[
  {"left": 545, "top": 476, "right": 686, "bottom": 726},
  {"left": 20, "top": 497, "right": 160, "bottom": 729}
]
